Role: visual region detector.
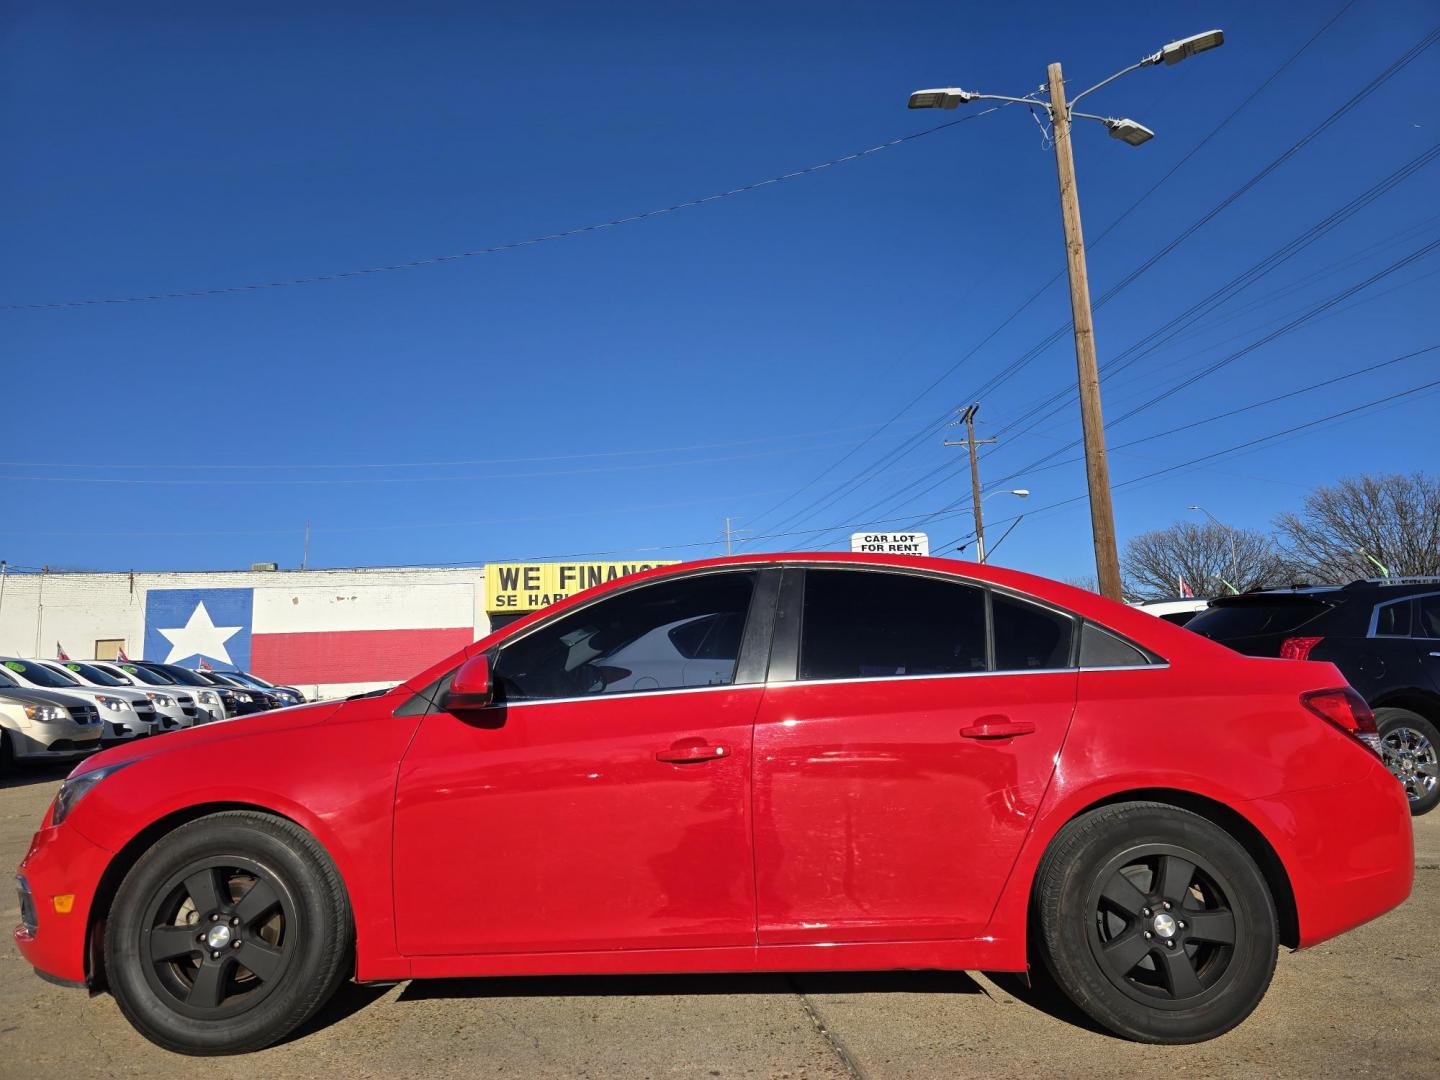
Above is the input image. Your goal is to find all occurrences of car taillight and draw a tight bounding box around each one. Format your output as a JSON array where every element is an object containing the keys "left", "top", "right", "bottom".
[
  {"left": 1280, "top": 636, "right": 1323, "bottom": 660},
  {"left": 1300, "top": 687, "right": 1381, "bottom": 757}
]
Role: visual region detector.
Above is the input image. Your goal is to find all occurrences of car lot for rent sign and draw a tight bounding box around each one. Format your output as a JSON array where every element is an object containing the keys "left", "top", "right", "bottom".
[
  {"left": 850, "top": 532, "right": 930, "bottom": 556},
  {"left": 485, "top": 561, "right": 678, "bottom": 613}
]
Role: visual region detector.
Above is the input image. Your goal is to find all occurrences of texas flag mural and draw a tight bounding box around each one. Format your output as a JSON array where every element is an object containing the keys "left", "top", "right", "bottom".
[{"left": 143, "top": 584, "right": 475, "bottom": 685}]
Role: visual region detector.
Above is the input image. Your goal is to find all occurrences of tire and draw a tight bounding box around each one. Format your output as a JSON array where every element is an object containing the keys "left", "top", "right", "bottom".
[
  {"left": 105, "top": 811, "right": 352, "bottom": 1055},
  {"left": 1034, "top": 801, "right": 1277, "bottom": 1043},
  {"left": 1374, "top": 707, "right": 1440, "bottom": 817},
  {"left": 0, "top": 730, "right": 13, "bottom": 776}
]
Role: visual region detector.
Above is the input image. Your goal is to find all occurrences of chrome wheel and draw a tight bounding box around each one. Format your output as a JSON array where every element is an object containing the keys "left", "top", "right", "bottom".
[{"left": 1381, "top": 726, "right": 1438, "bottom": 805}]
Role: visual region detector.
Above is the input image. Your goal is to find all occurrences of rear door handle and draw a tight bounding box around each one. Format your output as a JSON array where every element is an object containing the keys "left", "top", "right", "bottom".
[
  {"left": 960, "top": 717, "right": 1036, "bottom": 740},
  {"left": 655, "top": 744, "right": 729, "bottom": 763}
]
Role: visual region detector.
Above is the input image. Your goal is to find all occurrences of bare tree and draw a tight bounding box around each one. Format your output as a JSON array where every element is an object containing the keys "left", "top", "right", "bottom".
[
  {"left": 1276, "top": 472, "right": 1440, "bottom": 582},
  {"left": 1122, "top": 521, "right": 1292, "bottom": 600},
  {"left": 1060, "top": 574, "right": 1099, "bottom": 593}
]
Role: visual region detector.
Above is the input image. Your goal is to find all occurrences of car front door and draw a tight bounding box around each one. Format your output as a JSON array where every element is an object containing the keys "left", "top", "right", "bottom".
[
  {"left": 1416, "top": 594, "right": 1440, "bottom": 693},
  {"left": 751, "top": 567, "right": 1079, "bottom": 945},
  {"left": 392, "top": 568, "right": 776, "bottom": 957}
]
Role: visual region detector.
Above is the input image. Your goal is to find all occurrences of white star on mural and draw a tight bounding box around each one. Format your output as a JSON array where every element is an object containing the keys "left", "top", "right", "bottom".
[{"left": 157, "top": 602, "right": 242, "bottom": 665}]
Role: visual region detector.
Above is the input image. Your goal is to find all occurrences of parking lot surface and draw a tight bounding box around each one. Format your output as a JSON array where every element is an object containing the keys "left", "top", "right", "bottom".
[{"left": 3, "top": 763, "right": 1437, "bottom": 1079}]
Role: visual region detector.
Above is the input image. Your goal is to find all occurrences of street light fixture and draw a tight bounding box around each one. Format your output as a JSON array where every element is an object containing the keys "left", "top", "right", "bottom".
[
  {"left": 974, "top": 488, "right": 1030, "bottom": 563},
  {"left": 1153, "top": 30, "right": 1225, "bottom": 67},
  {"left": 1103, "top": 118, "right": 1155, "bottom": 146},
  {"left": 907, "top": 30, "right": 1225, "bottom": 601}
]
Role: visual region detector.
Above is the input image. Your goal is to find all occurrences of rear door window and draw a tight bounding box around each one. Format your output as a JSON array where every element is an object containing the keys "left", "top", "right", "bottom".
[
  {"left": 798, "top": 570, "right": 987, "bottom": 680},
  {"left": 991, "top": 593, "right": 1074, "bottom": 670},
  {"left": 1373, "top": 600, "right": 1412, "bottom": 637}
]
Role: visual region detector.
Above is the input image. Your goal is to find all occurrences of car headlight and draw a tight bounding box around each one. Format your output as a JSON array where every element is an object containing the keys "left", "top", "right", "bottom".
[
  {"left": 23, "top": 703, "right": 68, "bottom": 724},
  {"left": 146, "top": 692, "right": 176, "bottom": 708},
  {"left": 235, "top": 693, "right": 253, "bottom": 703},
  {"left": 52, "top": 762, "right": 134, "bottom": 826},
  {"left": 198, "top": 691, "right": 219, "bottom": 704},
  {"left": 96, "top": 695, "right": 132, "bottom": 712}
]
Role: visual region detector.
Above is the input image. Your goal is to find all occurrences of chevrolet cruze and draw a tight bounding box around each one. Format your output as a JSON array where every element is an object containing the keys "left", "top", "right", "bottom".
[{"left": 14, "top": 555, "right": 1412, "bottom": 1055}]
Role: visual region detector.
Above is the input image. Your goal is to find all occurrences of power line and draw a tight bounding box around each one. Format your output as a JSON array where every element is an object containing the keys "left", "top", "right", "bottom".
[
  {"left": 996, "top": 143, "right": 1440, "bottom": 440},
  {"left": 743, "top": 10, "right": 1405, "bottom": 539},
  {"left": 931, "top": 373, "right": 1440, "bottom": 552},
  {"left": 0, "top": 113, "right": 1006, "bottom": 312}
]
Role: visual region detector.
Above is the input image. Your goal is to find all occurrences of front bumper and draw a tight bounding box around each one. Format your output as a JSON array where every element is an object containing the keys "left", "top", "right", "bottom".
[
  {"left": 8, "top": 720, "right": 103, "bottom": 760},
  {"left": 14, "top": 819, "right": 113, "bottom": 986},
  {"left": 1249, "top": 760, "right": 1415, "bottom": 948}
]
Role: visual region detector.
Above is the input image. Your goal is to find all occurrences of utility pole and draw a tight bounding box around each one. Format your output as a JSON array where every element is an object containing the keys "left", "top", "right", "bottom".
[
  {"left": 302, "top": 522, "right": 311, "bottom": 571},
  {"left": 724, "top": 516, "right": 734, "bottom": 556},
  {"left": 1047, "top": 63, "right": 1123, "bottom": 600},
  {"left": 908, "top": 30, "right": 1224, "bottom": 600},
  {"left": 945, "top": 403, "right": 996, "bottom": 562}
]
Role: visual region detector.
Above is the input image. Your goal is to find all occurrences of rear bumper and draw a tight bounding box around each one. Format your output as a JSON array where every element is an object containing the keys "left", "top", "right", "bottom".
[
  {"left": 1249, "top": 762, "right": 1414, "bottom": 948},
  {"left": 13, "top": 821, "right": 112, "bottom": 986}
]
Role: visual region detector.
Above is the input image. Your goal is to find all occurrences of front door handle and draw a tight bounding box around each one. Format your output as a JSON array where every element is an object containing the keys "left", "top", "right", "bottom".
[
  {"left": 960, "top": 716, "right": 1036, "bottom": 740},
  {"left": 655, "top": 744, "right": 729, "bottom": 763}
]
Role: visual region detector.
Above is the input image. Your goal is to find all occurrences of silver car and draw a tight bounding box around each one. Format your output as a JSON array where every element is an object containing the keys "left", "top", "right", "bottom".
[
  {"left": 89, "top": 661, "right": 227, "bottom": 724},
  {"left": 0, "top": 657, "right": 157, "bottom": 743},
  {"left": 0, "top": 684, "right": 103, "bottom": 770}
]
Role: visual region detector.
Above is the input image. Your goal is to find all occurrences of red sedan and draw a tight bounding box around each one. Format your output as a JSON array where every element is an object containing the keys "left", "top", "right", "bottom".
[{"left": 15, "top": 554, "right": 1412, "bottom": 1054}]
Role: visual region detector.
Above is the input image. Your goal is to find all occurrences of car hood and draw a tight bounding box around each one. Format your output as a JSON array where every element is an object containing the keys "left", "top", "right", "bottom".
[
  {"left": 0, "top": 686, "right": 96, "bottom": 709},
  {"left": 75, "top": 698, "right": 346, "bottom": 775}
]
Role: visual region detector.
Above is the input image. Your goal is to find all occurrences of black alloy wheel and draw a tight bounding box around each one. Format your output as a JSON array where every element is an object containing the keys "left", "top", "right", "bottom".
[
  {"left": 1088, "top": 848, "right": 1239, "bottom": 1006},
  {"left": 139, "top": 858, "right": 295, "bottom": 1018},
  {"left": 1034, "top": 802, "right": 1277, "bottom": 1043},
  {"left": 107, "top": 811, "right": 352, "bottom": 1055}
]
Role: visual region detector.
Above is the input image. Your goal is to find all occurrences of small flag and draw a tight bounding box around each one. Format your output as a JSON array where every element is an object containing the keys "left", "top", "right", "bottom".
[
  {"left": 1178, "top": 575, "right": 1194, "bottom": 599},
  {"left": 116, "top": 646, "right": 130, "bottom": 662},
  {"left": 198, "top": 656, "right": 212, "bottom": 671},
  {"left": 56, "top": 642, "right": 70, "bottom": 661}
]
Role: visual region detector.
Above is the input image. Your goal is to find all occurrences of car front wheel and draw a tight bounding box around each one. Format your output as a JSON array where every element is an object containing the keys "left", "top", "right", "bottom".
[
  {"left": 1034, "top": 801, "right": 1277, "bottom": 1043},
  {"left": 106, "top": 811, "right": 352, "bottom": 1055}
]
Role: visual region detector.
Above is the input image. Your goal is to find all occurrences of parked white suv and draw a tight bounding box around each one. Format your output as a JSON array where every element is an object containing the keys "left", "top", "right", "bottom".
[
  {"left": 38, "top": 659, "right": 196, "bottom": 731},
  {"left": 90, "top": 660, "right": 226, "bottom": 723},
  {"left": 0, "top": 658, "right": 156, "bottom": 743}
]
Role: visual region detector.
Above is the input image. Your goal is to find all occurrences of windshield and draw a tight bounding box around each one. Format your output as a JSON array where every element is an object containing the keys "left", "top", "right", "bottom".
[
  {"left": 224, "top": 671, "right": 271, "bottom": 689},
  {"left": 2, "top": 659, "right": 83, "bottom": 689},
  {"left": 120, "top": 663, "right": 176, "bottom": 685},
  {"left": 63, "top": 661, "right": 128, "bottom": 687},
  {"left": 154, "top": 665, "right": 212, "bottom": 687}
]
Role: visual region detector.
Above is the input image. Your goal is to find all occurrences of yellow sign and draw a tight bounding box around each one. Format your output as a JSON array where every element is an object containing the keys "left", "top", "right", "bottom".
[{"left": 485, "top": 561, "right": 678, "bottom": 613}]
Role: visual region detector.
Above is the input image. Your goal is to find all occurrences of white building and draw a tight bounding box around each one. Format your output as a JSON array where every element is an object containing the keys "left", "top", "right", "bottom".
[{"left": 0, "top": 564, "right": 489, "bottom": 701}]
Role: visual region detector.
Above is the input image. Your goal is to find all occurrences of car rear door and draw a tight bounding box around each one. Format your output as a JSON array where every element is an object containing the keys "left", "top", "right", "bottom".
[
  {"left": 751, "top": 567, "right": 1078, "bottom": 945},
  {"left": 392, "top": 568, "right": 778, "bottom": 957}
]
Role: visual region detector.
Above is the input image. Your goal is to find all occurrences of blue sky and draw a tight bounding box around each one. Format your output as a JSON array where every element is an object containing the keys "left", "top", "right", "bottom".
[{"left": 2, "top": 0, "right": 1437, "bottom": 580}]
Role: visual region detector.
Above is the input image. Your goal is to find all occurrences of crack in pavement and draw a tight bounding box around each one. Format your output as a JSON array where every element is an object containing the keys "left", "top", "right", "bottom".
[{"left": 787, "top": 977, "right": 867, "bottom": 1080}]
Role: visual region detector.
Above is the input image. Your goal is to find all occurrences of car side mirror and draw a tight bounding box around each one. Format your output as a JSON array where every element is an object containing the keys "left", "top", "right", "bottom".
[{"left": 443, "top": 654, "right": 493, "bottom": 714}]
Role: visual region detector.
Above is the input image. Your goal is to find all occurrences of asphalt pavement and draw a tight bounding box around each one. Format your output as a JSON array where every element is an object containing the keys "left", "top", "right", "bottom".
[{"left": 3, "top": 762, "right": 1436, "bottom": 1079}]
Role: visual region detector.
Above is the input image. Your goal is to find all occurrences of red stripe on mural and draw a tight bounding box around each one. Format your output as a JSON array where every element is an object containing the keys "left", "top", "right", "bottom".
[{"left": 250, "top": 627, "right": 473, "bottom": 685}]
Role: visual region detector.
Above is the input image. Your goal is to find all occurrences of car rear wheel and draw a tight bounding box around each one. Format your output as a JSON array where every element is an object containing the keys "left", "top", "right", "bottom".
[
  {"left": 1034, "top": 801, "right": 1277, "bottom": 1043},
  {"left": 106, "top": 811, "right": 352, "bottom": 1055},
  {"left": 1375, "top": 707, "right": 1440, "bottom": 816}
]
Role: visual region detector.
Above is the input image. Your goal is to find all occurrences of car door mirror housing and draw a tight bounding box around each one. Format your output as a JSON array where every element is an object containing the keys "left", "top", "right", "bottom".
[{"left": 444, "top": 654, "right": 493, "bottom": 714}]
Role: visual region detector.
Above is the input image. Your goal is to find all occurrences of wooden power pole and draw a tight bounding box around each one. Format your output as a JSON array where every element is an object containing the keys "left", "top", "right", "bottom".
[
  {"left": 945, "top": 403, "right": 996, "bottom": 562},
  {"left": 1047, "top": 62, "right": 1123, "bottom": 601}
]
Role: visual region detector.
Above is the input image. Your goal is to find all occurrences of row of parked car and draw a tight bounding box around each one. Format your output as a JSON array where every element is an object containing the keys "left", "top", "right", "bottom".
[
  {"left": 0, "top": 657, "right": 305, "bottom": 772},
  {"left": 1138, "top": 575, "right": 1440, "bottom": 816}
]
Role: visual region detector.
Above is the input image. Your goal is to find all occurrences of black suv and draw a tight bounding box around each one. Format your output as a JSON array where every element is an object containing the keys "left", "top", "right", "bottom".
[{"left": 1185, "top": 577, "right": 1440, "bottom": 815}]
